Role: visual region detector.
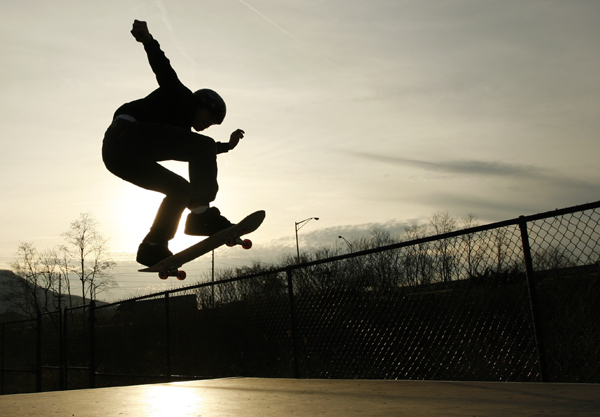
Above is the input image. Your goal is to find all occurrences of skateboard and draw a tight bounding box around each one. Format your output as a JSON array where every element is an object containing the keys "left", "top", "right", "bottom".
[{"left": 139, "top": 210, "right": 266, "bottom": 280}]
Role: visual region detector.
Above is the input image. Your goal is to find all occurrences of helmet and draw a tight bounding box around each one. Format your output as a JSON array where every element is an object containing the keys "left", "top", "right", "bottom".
[{"left": 193, "top": 89, "right": 226, "bottom": 124}]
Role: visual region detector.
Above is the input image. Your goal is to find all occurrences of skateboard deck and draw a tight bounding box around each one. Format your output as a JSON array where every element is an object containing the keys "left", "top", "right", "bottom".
[{"left": 139, "top": 210, "right": 266, "bottom": 280}]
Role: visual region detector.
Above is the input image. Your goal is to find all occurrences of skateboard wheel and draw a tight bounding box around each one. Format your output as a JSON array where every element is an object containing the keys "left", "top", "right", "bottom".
[
  {"left": 225, "top": 237, "right": 236, "bottom": 247},
  {"left": 158, "top": 270, "right": 169, "bottom": 280},
  {"left": 242, "top": 239, "right": 252, "bottom": 249},
  {"left": 177, "top": 271, "right": 187, "bottom": 280}
]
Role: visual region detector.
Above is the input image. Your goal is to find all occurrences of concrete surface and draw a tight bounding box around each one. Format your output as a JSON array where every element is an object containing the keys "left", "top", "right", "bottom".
[{"left": 0, "top": 377, "right": 599, "bottom": 416}]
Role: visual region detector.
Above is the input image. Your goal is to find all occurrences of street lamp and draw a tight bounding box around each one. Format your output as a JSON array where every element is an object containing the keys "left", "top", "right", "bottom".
[
  {"left": 338, "top": 235, "right": 352, "bottom": 252},
  {"left": 295, "top": 217, "right": 319, "bottom": 262}
]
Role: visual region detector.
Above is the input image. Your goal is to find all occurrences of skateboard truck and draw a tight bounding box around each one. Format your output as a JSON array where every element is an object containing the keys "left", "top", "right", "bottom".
[
  {"left": 225, "top": 236, "right": 253, "bottom": 249},
  {"left": 158, "top": 268, "right": 187, "bottom": 281}
]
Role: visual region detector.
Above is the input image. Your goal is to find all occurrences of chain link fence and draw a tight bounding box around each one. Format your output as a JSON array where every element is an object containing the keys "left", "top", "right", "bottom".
[{"left": 1, "top": 201, "right": 599, "bottom": 394}]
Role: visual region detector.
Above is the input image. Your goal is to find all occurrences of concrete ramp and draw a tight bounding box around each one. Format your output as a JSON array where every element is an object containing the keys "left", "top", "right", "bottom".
[{"left": 0, "top": 378, "right": 598, "bottom": 416}]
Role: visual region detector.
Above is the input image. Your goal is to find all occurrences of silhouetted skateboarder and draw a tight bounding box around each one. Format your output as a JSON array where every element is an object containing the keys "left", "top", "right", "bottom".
[{"left": 102, "top": 20, "right": 245, "bottom": 267}]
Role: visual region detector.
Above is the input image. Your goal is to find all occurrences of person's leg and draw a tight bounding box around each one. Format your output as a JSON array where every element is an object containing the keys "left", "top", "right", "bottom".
[
  {"left": 132, "top": 165, "right": 189, "bottom": 244},
  {"left": 127, "top": 123, "right": 234, "bottom": 236},
  {"left": 127, "top": 166, "right": 187, "bottom": 266},
  {"left": 187, "top": 149, "right": 218, "bottom": 208},
  {"left": 139, "top": 123, "right": 220, "bottom": 206},
  {"left": 103, "top": 120, "right": 231, "bottom": 265},
  {"left": 103, "top": 121, "right": 220, "bottom": 239}
]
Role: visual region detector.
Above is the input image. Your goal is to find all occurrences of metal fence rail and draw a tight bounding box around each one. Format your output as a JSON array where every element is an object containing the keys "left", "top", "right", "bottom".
[{"left": 1, "top": 201, "right": 599, "bottom": 394}]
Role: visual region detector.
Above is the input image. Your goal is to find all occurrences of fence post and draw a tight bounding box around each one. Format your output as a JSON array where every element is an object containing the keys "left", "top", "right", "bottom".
[
  {"left": 88, "top": 301, "right": 96, "bottom": 388},
  {"left": 165, "top": 293, "right": 172, "bottom": 381},
  {"left": 518, "top": 216, "right": 549, "bottom": 382},
  {"left": 1, "top": 323, "right": 4, "bottom": 395},
  {"left": 62, "top": 307, "right": 68, "bottom": 390},
  {"left": 286, "top": 268, "right": 300, "bottom": 378},
  {"left": 36, "top": 312, "right": 42, "bottom": 392}
]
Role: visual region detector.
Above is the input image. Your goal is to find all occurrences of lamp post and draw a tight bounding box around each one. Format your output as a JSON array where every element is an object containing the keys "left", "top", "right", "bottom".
[
  {"left": 338, "top": 235, "right": 352, "bottom": 252},
  {"left": 295, "top": 217, "right": 319, "bottom": 262}
]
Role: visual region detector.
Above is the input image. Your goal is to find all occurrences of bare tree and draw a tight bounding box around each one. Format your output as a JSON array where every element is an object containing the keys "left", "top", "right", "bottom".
[
  {"left": 37, "top": 247, "right": 65, "bottom": 312},
  {"left": 8, "top": 243, "right": 61, "bottom": 317},
  {"left": 460, "top": 213, "right": 482, "bottom": 278},
  {"left": 533, "top": 245, "right": 577, "bottom": 271},
  {"left": 402, "top": 223, "right": 433, "bottom": 285},
  {"left": 56, "top": 246, "right": 75, "bottom": 307},
  {"left": 62, "top": 213, "right": 117, "bottom": 304},
  {"left": 492, "top": 227, "right": 509, "bottom": 273},
  {"left": 360, "top": 229, "right": 402, "bottom": 290},
  {"left": 429, "top": 211, "right": 458, "bottom": 282}
]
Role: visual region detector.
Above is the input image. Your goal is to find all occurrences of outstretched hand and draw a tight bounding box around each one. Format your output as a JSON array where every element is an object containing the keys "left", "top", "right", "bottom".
[
  {"left": 228, "top": 129, "right": 245, "bottom": 150},
  {"left": 131, "top": 20, "right": 153, "bottom": 43}
]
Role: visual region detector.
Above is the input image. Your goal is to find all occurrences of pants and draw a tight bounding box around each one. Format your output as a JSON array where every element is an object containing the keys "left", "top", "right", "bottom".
[{"left": 102, "top": 118, "right": 218, "bottom": 243}]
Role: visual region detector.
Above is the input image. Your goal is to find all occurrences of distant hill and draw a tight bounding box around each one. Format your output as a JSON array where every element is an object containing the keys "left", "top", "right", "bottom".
[{"left": 0, "top": 269, "right": 91, "bottom": 323}]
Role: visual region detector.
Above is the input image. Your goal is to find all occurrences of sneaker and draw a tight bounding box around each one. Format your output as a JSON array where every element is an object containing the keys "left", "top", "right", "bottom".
[
  {"left": 136, "top": 242, "right": 173, "bottom": 267},
  {"left": 185, "top": 207, "right": 234, "bottom": 236}
]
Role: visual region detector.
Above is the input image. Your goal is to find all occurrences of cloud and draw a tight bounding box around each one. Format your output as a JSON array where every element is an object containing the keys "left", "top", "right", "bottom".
[
  {"left": 347, "top": 151, "right": 541, "bottom": 178},
  {"left": 343, "top": 151, "right": 599, "bottom": 218},
  {"left": 262, "top": 219, "right": 414, "bottom": 250},
  {"left": 419, "top": 193, "right": 541, "bottom": 221},
  {"left": 347, "top": 151, "right": 596, "bottom": 191}
]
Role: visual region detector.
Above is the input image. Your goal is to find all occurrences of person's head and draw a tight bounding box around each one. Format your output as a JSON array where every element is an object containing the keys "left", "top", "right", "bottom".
[{"left": 192, "top": 89, "right": 226, "bottom": 131}]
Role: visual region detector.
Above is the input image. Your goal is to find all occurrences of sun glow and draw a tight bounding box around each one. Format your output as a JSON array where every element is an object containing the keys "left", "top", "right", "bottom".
[
  {"left": 105, "top": 160, "right": 250, "bottom": 256},
  {"left": 108, "top": 162, "right": 216, "bottom": 255},
  {"left": 110, "top": 184, "right": 164, "bottom": 252},
  {"left": 142, "top": 384, "right": 206, "bottom": 416}
]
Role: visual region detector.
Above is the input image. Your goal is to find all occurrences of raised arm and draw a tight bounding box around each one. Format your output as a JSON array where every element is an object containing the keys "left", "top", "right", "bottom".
[
  {"left": 130, "top": 20, "right": 182, "bottom": 89},
  {"left": 131, "top": 19, "right": 153, "bottom": 43}
]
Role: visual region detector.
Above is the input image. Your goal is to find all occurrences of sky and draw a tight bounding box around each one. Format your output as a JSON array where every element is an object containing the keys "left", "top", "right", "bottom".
[{"left": 1, "top": 0, "right": 599, "bottom": 300}]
